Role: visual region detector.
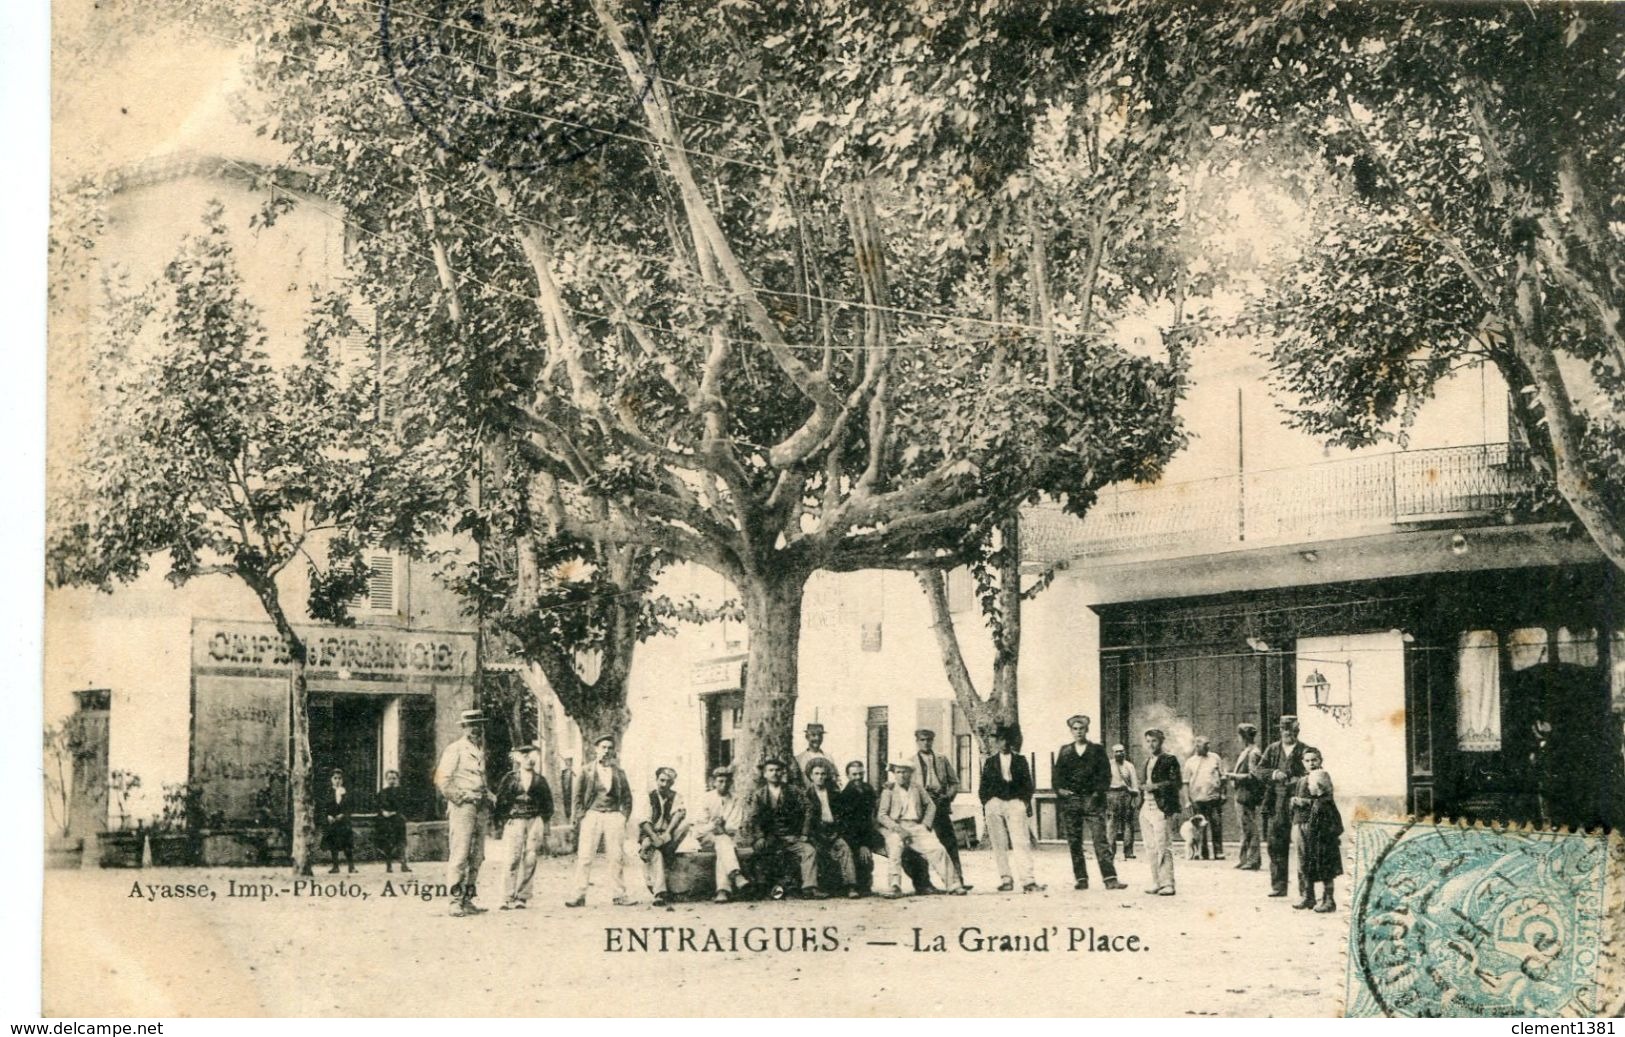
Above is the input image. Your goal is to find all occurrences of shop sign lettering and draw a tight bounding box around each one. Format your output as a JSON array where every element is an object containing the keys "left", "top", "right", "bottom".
[{"left": 197, "top": 622, "right": 470, "bottom": 678}]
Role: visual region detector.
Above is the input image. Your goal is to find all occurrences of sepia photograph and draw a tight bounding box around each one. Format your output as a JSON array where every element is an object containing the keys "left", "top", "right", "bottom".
[{"left": 33, "top": 0, "right": 1625, "bottom": 1021}]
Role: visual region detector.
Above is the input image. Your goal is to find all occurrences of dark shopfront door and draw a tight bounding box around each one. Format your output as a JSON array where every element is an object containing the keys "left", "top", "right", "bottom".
[
  {"left": 310, "top": 695, "right": 383, "bottom": 802},
  {"left": 1102, "top": 648, "right": 1292, "bottom": 765}
]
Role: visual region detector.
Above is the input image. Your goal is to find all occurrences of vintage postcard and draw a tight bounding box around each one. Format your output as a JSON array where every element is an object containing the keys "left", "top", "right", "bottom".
[{"left": 39, "top": 0, "right": 1625, "bottom": 1019}]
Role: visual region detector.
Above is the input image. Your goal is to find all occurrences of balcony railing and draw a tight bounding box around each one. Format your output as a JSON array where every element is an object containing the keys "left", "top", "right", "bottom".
[{"left": 1026, "top": 443, "right": 1534, "bottom": 565}]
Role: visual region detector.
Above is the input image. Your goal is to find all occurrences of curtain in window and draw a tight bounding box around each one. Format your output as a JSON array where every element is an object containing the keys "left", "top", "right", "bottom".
[
  {"left": 1557, "top": 627, "right": 1598, "bottom": 668},
  {"left": 1507, "top": 627, "right": 1548, "bottom": 672},
  {"left": 1456, "top": 630, "right": 1502, "bottom": 752}
]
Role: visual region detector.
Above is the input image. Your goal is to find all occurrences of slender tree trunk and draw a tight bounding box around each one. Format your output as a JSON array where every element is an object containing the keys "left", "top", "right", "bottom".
[
  {"left": 1507, "top": 255, "right": 1625, "bottom": 574},
  {"left": 250, "top": 584, "right": 315, "bottom": 876},
  {"left": 917, "top": 568, "right": 1018, "bottom": 756},
  {"left": 734, "top": 570, "right": 808, "bottom": 773}
]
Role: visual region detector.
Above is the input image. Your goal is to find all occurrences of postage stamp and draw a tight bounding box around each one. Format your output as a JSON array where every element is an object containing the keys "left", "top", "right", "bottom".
[{"left": 1346, "top": 820, "right": 1623, "bottom": 1018}]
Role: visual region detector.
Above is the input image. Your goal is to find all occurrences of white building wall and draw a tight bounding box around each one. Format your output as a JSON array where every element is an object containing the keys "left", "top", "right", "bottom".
[
  {"left": 601, "top": 563, "right": 1107, "bottom": 820},
  {"left": 1295, "top": 631, "right": 1409, "bottom": 820}
]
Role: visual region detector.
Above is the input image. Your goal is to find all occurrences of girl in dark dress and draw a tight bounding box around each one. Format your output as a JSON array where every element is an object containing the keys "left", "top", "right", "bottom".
[
  {"left": 321, "top": 768, "right": 356, "bottom": 874},
  {"left": 1290, "top": 748, "right": 1343, "bottom": 913}
]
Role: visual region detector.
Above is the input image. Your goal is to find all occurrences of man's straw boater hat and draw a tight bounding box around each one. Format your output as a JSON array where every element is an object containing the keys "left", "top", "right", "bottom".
[{"left": 459, "top": 709, "right": 487, "bottom": 726}]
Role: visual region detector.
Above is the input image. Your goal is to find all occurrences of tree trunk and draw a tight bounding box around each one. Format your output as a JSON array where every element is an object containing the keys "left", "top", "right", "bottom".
[
  {"left": 574, "top": 698, "right": 630, "bottom": 767},
  {"left": 734, "top": 571, "right": 809, "bottom": 774},
  {"left": 917, "top": 568, "right": 1018, "bottom": 756},
  {"left": 251, "top": 585, "right": 315, "bottom": 877},
  {"left": 1507, "top": 255, "right": 1625, "bottom": 574}
]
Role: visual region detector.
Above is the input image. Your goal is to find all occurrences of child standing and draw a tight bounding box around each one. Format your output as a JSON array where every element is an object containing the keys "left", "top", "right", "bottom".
[
  {"left": 374, "top": 769, "right": 411, "bottom": 873},
  {"left": 1290, "top": 748, "right": 1343, "bottom": 912},
  {"left": 320, "top": 768, "right": 355, "bottom": 874}
]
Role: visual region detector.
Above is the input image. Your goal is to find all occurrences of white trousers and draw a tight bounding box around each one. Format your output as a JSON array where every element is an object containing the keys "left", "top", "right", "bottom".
[
  {"left": 1140, "top": 804, "right": 1175, "bottom": 891},
  {"left": 882, "top": 821, "right": 953, "bottom": 890},
  {"left": 696, "top": 831, "right": 744, "bottom": 889},
  {"left": 984, "top": 798, "right": 1035, "bottom": 884},
  {"left": 573, "top": 810, "right": 628, "bottom": 900},
  {"left": 446, "top": 802, "right": 486, "bottom": 902}
]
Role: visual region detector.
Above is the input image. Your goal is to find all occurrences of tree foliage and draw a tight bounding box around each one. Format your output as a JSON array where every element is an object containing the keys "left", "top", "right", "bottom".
[
  {"left": 47, "top": 203, "right": 455, "bottom": 870},
  {"left": 170, "top": 0, "right": 1219, "bottom": 763},
  {"left": 1210, "top": 2, "right": 1625, "bottom": 568}
]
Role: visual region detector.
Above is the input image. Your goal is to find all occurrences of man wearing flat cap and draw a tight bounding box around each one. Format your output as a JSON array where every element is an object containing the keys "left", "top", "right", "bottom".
[
  {"left": 746, "top": 757, "right": 820, "bottom": 899},
  {"left": 1052, "top": 714, "right": 1128, "bottom": 891},
  {"left": 493, "top": 743, "right": 554, "bottom": 910},
  {"left": 794, "top": 722, "right": 838, "bottom": 787},
  {"left": 435, "top": 708, "right": 496, "bottom": 917},
  {"left": 912, "top": 728, "right": 966, "bottom": 888},
  {"left": 1106, "top": 742, "right": 1140, "bottom": 860},
  {"left": 978, "top": 725, "right": 1042, "bottom": 892},
  {"left": 695, "top": 766, "right": 749, "bottom": 902},
  {"left": 1258, "top": 715, "right": 1316, "bottom": 900},
  {"left": 566, "top": 735, "right": 634, "bottom": 907}
]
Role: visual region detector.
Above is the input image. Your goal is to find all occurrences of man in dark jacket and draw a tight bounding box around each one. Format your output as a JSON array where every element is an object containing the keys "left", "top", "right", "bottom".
[
  {"left": 802, "top": 760, "right": 859, "bottom": 897},
  {"left": 1257, "top": 715, "right": 1316, "bottom": 900},
  {"left": 746, "top": 758, "right": 820, "bottom": 899},
  {"left": 1052, "top": 715, "right": 1127, "bottom": 891},
  {"left": 833, "top": 760, "right": 933, "bottom": 896},
  {"left": 566, "top": 735, "right": 633, "bottom": 908},
  {"left": 1140, "top": 728, "right": 1182, "bottom": 895},
  {"left": 493, "top": 744, "right": 555, "bottom": 909},
  {"left": 978, "top": 725, "right": 1042, "bottom": 892}
]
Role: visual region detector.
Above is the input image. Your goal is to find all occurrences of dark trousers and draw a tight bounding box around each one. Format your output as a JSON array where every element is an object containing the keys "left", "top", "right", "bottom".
[
  {"left": 1236, "top": 802, "right": 1261, "bottom": 869},
  {"left": 1193, "top": 799, "right": 1225, "bottom": 858},
  {"left": 1106, "top": 789, "right": 1137, "bottom": 857},
  {"left": 379, "top": 816, "right": 407, "bottom": 863},
  {"left": 928, "top": 797, "right": 963, "bottom": 884},
  {"left": 1264, "top": 809, "right": 1309, "bottom": 896},
  {"left": 1060, "top": 798, "right": 1117, "bottom": 883}
]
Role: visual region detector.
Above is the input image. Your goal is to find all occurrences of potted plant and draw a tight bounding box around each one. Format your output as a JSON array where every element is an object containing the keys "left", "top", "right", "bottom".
[
  {"left": 43, "top": 720, "right": 84, "bottom": 869},
  {"left": 148, "top": 782, "right": 204, "bottom": 866},
  {"left": 96, "top": 769, "right": 145, "bottom": 868}
]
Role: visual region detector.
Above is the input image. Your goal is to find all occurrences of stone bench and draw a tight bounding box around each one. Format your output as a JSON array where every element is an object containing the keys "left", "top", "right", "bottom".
[{"left": 662, "top": 847, "right": 756, "bottom": 900}]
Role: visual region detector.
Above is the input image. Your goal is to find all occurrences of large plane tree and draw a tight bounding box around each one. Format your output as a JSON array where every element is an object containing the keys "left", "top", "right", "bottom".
[{"left": 202, "top": 0, "right": 1202, "bottom": 766}]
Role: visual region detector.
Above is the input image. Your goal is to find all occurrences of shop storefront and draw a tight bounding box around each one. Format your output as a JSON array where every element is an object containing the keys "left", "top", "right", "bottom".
[
  {"left": 1096, "top": 565, "right": 1624, "bottom": 830},
  {"left": 189, "top": 620, "right": 476, "bottom": 825}
]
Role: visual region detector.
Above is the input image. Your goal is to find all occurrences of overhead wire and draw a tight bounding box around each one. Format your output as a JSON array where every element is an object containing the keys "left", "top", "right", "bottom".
[{"left": 189, "top": 21, "right": 1619, "bottom": 359}]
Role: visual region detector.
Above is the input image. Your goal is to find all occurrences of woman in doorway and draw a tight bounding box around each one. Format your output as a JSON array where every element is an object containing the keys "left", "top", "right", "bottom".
[
  {"left": 1290, "top": 748, "right": 1343, "bottom": 913},
  {"left": 320, "top": 768, "right": 356, "bottom": 874}
]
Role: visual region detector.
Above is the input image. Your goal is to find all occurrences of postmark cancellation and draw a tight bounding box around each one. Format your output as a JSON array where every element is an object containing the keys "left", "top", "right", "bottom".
[{"left": 1346, "top": 818, "right": 1623, "bottom": 1018}]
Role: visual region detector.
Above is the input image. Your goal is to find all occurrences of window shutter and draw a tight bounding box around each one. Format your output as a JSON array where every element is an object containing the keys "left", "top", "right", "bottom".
[
  {"left": 365, "top": 552, "right": 396, "bottom": 612},
  {"left": 339, "top": 299, "right": 378, "bottom": 373}
]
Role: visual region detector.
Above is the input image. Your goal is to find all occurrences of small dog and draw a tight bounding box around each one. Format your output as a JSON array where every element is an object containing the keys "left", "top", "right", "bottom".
[{"left": 1179, "top": 814, "right": 1209, "bottom": 860}]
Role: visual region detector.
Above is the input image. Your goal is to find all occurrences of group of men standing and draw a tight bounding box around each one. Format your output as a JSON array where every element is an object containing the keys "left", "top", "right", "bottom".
[{"left": 430, "top": 707, "right": 1342, "bottom": 915}]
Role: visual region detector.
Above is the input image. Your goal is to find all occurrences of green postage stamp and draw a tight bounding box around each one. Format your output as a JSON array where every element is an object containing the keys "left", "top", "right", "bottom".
[{"left": 1347, "top": 820, "right": 1622, "bottom": 1017}]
